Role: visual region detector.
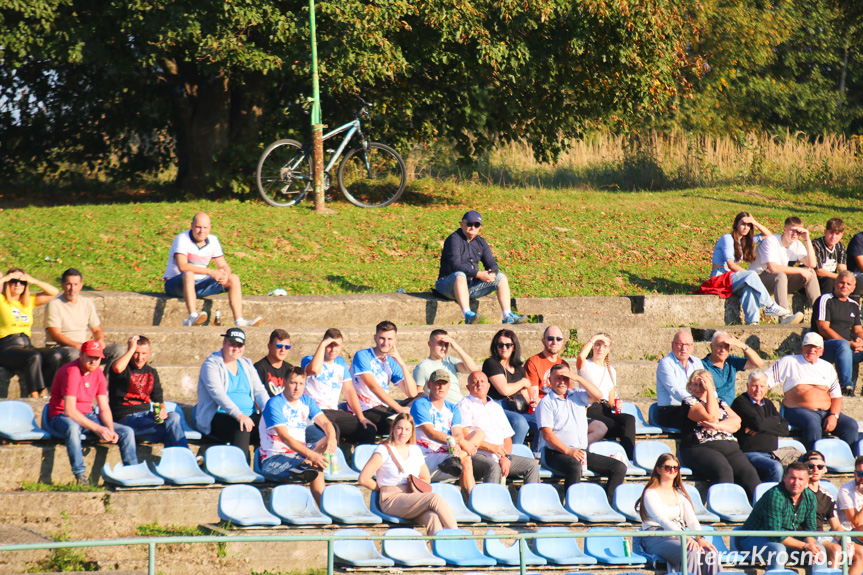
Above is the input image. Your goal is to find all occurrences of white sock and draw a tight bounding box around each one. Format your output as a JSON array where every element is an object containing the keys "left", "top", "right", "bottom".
[
  {"left": 462, "top": 308, "right": 471, "bottom": 315},
  {"left": 502, "top": 309, "right": 511, "bottom": 319}
]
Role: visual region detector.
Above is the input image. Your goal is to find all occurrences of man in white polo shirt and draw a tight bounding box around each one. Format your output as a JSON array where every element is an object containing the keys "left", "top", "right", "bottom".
[
  {"left": 164, "top": 212, "right": 261, "bottom": 327},
  {"left": 458, "top": 371, "right": 540, "bottom": 485},
  {"left": 767, "top": 332, "right": 859, "bottom": 450}
]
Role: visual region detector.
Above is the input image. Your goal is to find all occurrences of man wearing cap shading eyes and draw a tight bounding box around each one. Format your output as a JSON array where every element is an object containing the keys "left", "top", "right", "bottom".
[
  {"left": 525, "top": 326, "right": 569, "bottom": 402},
  {"left": 435, "top": 210, "right": 524, "bottom": 325},
  {"left": 655, "top": 330, "right": 703, "bottom": 429},
  {"left": 805, "top": 450, "right": 863, "bottom": 574},
  {"left": 46, "top": 340, "right": 138, "bottom": 485},
  {"left": 194, "top": 328, "right": 270, "bottom": 462},
  {"left": 837, "top": 456, "right": 863, "bottom": 555},
  {"left": 254, "top": 329, "right": 294, "bottom": 398},
  {"left": 811, "top": 270, "right": 863, "bottom": 397},
  {"left": 766, "top": 332, "right": 859, "bottom": 450},
  {"left": 413, "top": 329, "right": 478, "bottom": 405}
]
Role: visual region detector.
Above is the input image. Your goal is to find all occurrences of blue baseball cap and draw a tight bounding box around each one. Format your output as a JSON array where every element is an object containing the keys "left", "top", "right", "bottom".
[{"left": 462, "top": 210, "right": 482, "bottom": 224}]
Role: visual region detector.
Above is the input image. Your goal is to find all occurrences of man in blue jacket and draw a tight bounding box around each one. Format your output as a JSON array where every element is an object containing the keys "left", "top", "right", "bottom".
[{"left": 435, "top": 210, "right": 523, "bottom": 325}]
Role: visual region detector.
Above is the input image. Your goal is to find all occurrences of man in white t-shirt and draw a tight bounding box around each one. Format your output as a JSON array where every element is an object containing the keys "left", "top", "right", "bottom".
[
  {"left": 458, "top": 371, "right": 540, "bottom": 485},
  {"left": 837, "top": 456, "right": 863, "bottom": 546},
  {"left": 750, "top": 216, "right": 820, "bottom": 314},
  {"left": 303, "top": 328, "right": 376, "bottom": 445},
  {"left": 163, "top": 212, "right": 262, "bottom": 327},
  {"left": 258, "top": 367, "right": 336, "bottom": 504},
  {"left": 413, "top": 329, "right": 478, "bottom": 404}
]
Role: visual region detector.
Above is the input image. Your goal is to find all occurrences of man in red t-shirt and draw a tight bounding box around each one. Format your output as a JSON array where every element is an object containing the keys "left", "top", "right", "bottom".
[
  {"left": 46, "top": 340, "right": 138, "bottom": 485},
  {"left": 525, "top": 326, "right": 569, "bottom": 402}
]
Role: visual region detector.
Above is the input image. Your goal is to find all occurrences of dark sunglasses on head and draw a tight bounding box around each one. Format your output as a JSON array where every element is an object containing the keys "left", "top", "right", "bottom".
[
  {"left": 8, "top": 279, "right": 27, "bottom": 286},
  {"left": 274, "top": 343, "right": 291, "bottom": 350},
  {"left": 807, "top": 463, "right": 826, "bottom": 471},
  {"left": 496, "top": 342, "right": 514, "bottom": 349},
  {"left": 546, "top": 336, "right": 564, "bottom": 342},
  {"left": 466, "top": 222, "right": 481, "bottom": 229},
  {"left": 662, "top": 465, "right": 680, "bottom": 472}
]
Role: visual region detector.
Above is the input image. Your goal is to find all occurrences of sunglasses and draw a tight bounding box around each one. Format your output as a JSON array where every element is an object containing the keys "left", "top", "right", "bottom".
[
  {"left": 274, "top": 343, "right": 291, "bottom": 350},
  {"left": 7, "top": 279, "right": 27, "bottom": 286},
  {"left": 496, "top": 342, "right": 514, "bottom": 349},
  {"left": 807, "top": 463, "right": 826, "bottom": 471},
  {"left": 661, "top": 465, "right": 680, "bottom": 472},
  {"left": 856, "top": 471, "right": 863, "bottom": 478},
  {"left": 546, "top": 336, "right": 564, "bottom": 342},
  {"left": 465, "top": 222, "right": 482, "bottom": 229}
]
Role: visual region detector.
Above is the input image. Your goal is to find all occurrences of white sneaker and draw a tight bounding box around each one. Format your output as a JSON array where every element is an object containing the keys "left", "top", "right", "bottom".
[
  {"left": 182, "top": 311, "right": 208, "bottom": 326},
  {"left": 235, "top": 316, "right": 262, "bottom": 327},
  {"left": 779, "top": 312, "right": 804, "bottom": 325},
  {"left": 764, "top": 302, "right": 791, "bottom": 317}
]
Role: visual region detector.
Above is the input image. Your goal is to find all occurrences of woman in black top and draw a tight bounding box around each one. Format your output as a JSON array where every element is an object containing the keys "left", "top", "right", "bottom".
[
  {"left": 679, "top": 369, "right": 760, "bottom": 500},
  {"left": 481, "top": 329, "right": 533, "bottom": 445}
]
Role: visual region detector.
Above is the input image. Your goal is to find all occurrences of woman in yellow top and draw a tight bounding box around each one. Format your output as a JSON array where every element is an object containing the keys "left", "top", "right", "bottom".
[{"left": 0, "top": 268, "right": 59, "bottom": 397}]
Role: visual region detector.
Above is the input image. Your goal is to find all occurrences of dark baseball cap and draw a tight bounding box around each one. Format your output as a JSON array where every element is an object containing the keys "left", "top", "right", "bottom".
[
  {"left": 462, "top": 210, "right": 482, "bottom": 224},
  {"left": 221, "top": 328, "right": 246, "bottom": 344}
]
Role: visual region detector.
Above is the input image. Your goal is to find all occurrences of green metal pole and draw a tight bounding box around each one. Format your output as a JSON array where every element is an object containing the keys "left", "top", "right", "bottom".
[
  {"left": 148, "top": 541, "right": 155, "bottom": 575},
  {"left": 309, "top": 0, "right": 331, "bottom": 213}
]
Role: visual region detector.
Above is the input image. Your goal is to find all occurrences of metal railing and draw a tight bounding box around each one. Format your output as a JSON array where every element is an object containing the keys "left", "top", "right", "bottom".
[{"left": 1, "top": 528, "right": 859, "bottom": 575}]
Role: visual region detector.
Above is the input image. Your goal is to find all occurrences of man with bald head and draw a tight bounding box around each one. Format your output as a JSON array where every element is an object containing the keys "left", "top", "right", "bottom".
[
  {"left": 164, "top": 212, "right": 261, "bottom": 327},
  {"left": 655, "top": 330, "right": 703, "bottom": 429}
]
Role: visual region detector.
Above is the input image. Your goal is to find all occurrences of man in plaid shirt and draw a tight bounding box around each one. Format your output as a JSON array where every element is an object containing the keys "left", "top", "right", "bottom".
[{"left": 738, "top": 461, "right": 824, "bottom": 570}]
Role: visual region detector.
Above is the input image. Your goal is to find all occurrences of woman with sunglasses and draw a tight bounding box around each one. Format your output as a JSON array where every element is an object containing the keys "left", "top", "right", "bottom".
[
  {"left": 482, "top": 329, "right": 535, "bottom": 445},
  {"left": 359, "top": 413, "right": 457, "bottom": 535},
  {"left": 577, "top": 333, "right": 636, "bottom": 458},
  {"left": 0, "top": 268, "right": 59, "bottom": 397},
  {"left": 709, "top": 211, "right": 801, "bottom": 325},
  {"left": 680, "top": 369, "right": 761, "bottom": 500},
  {"left": 636, "top": 452, "right": 720, "bottom": 575}
]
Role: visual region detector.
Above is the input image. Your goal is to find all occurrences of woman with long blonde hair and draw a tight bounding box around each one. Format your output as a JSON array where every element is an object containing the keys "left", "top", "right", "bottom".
[{"left": 0, "top": 268, "right": 58, "bottom": 397}]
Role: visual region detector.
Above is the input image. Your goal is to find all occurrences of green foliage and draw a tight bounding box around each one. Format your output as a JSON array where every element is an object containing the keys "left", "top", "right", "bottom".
[
  {"left": 21, "top": 480, "right": 103, "bottom": 493},
  {"left": 639, "top": 387, "right": 658, "bottom": 398},
  {"left": 136, "top": 523, "right": 205, "bottom": 537},
  {"left": 562, "top": 330, "right": 582, "bottom": 358},
  {"left": 28, "top": 511, "right": 98, "bottom": 572}
]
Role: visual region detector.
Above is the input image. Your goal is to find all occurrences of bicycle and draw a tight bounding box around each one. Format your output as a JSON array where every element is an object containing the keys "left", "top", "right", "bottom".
[{"left": 255, "top": 98, "right": 407, "bottom": 208}]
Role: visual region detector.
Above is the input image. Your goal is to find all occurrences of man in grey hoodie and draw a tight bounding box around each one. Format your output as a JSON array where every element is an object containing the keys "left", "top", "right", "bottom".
[{"left": 195, "top": 328, "right": 269, "bottom": 462}]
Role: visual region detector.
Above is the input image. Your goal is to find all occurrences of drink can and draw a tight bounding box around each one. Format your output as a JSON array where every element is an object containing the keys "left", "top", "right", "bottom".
[
  {"left": 623, "top": 539, "right": 631, "bottom": 557},
  {"left": 614, "top": 398, "right": 622, "bottom": 414},
  {"left": 328, "top": 453, "right": 338, "bottom": 474},
  {"left": 153, "top": 403, "right": 162, "bottom": 423},
  {"left": 499, "top": 475, "right": 507, "bottom": 486},
  {"left": 446, "top": 436, "right": 457, "bottom": 454}
]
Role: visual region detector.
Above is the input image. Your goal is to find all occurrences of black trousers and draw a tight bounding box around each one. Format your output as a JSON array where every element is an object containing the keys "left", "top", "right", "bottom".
[
  {"left": 586, "top": 402, "right": 636, "bottom": 459},
  {"left": 544, "top": 447, "right": 627, "bottom": 503},
  {"left": 0, "top": 334, "right": 46, "bottom": 395},
  {"left": 680, "top": 439, "right": 761, "bottom": 500},
  {"left": 319, "top": 409, "right": 377, "bottom": 444},
  {"left": 209, "top": 412, "right": 261, "bottom": 463},
  {"left": 361, "top": 396, "right": 421, "bottom": 436},
  {"left": 656, "top": 405, "right": 685, "bottom": 429}
]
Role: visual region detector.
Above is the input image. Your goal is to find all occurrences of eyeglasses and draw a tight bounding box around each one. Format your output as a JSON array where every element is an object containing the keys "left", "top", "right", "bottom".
[
  {"left": 807, "top": 464, "right": 826, "bottom": 471},
  {"left": 546, "top": 336, "right": 564, "bottom": 342},
  {"left": 855, "top": 470, "right": 863, "bottom": 478},
  {"left": 466, "top": 222, "right": 481, "bottom": 229},
  {"left": 274, "top": 343, "right": 291, "bottom": 350},
  {"left": 496, "top": 342, "right": 514, "bottom": 349},
  {"left": 661, "top": 465, "right": 680, "bottom": 472}
]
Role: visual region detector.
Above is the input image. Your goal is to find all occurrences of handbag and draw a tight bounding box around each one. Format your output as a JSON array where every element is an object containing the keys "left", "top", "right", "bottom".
[
  {"left": 505, "top": 393, "right": 529, "bottom": 413},
  {"left": 383, "top": 443, "right": 431, "bottom": 494}
]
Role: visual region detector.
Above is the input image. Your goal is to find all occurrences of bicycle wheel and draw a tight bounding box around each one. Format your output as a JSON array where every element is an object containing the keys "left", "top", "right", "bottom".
[
  {"left": 256, "top": 139, "right": 311, "bottom": 207},
  {"left": 337, "top": 142, "right": 406, "bottom": 208}
]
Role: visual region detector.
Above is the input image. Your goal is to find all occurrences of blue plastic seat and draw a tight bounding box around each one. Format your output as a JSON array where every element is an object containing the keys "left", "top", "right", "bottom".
[
  {"left": 754, "top": 481, "right": 779, "bottom": 502},
  {"left": 41, "top": 404, "right": 89, "bottom": 440},
  {"left": 217, "top": 484, "right": 281, "bottom": 527},
  {"left": 484, "top": 529, "right": 547, "bottom": 565},
  {"left": 511, "top": 443, "right": 550, "bottom": 478},
  {"left": 164, "top": 401, "right": 202, "bottom": 440},
  {"left": 516, "top": 483, "right": 579, "bottom": 523},
  {"left": 621, "top": 402, "right": 662, "bottom": 434},
  {"left": 101, "top": 462, "right": 164, "bottom": 487},
  {"left": 269, "top": 484, "right": 331, "bottom": 525},
  {"left": 320, "top": 484, "right": 380, "bottom": 524},
  {"left": 683, "top": 483, "right": 720, "bottom": 523},
  {"left": 583, "top": 527, "right": 646, "bottom": 565},
  {"left": 589, "top": 441, "right": 646, "bottom": 476},
  {"left": 532, "top": 527, "right": 597, "bottom": 566},
  {"left": 778, "top": 437, "right": 806, "bottom": 453},
  {"left": 820, "top": 481, "right": 839, "bottom": 502},
  {"left": 612, "top": 483, "right": 645, "bottom": 523},
  {"left": 564, "top": 483, "right": 625, "bottom": 523},
  {"left": 205, "top": 445, "right": 264, "bottom": 483},
  {"left": 151, "top": 447, "right": 215, "bottom": 485},
  {"left": 382, "top": 527, "right": 446, "bottom": 567},
  {"left": 432, "top": 528, "right": 496, "bottom": 566},
  {"left": 815, "top": 438, "right": 856, "bottom": 473},
  {"left": 648, "top": 403, "right": 681, "bottom": 433},
  {"left": 431, "top": 483, "right": 481, "bottom": 523},
  {"left": 370, "top": 490, "right": 411, "bottom": 524},
  {"left": 351, "top": 443, "right": 378, "bottom": 473},
  {"left": 633, "top": 441, "right": 692, "bottom": 475},
  {"left": 468, "top": 483, "right": 528, "bottom": 523},
  {"left": 706, "top": 483, "right": 752, "bottom": 522},
  {"left": 0, "top": 400, "right": 50, "bottom": 441},
  {"left": 325, "top": 447, "right": 360, "bottom": 482},
  {"left": 333, "top": 528, "right": 394, "bottom": 567}
]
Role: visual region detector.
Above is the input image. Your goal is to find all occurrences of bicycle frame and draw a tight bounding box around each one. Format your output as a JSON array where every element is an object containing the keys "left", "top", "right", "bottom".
[{"left": 319, "top": 119, "right": 363, "bottom": 174}]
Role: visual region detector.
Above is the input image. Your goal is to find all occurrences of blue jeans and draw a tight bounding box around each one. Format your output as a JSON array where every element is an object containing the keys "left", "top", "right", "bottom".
[
  {"left": 435, "top": 271, "right": 505, "bottom": 301},
  {"left": 261, "top": 450, "right": 316, "bottom": 480},
  {"left": 164, "top": 275, "right": 226, "bottom": 298},
  {"left": 783, "top": 406, "right": 860, "bottom": 450},
  {"left": 744, "top": 451, "right": 784, "bottom": 482},
  {"left": 48, "top": 412, "right": 138, "bottom": 478},
  {"left": 118, "top": 411, "right": 188, "bottom": 449},
  {"left": 821, "top": 339, "right": 863, "bottom": 391},
  {"left": 736, "top": 536, "right": 788, "bottom": 570},
  {"left": 730, "top": 270, "right": 773, "bottom": 324},
  {"left": 496, "top": 400, "right": 537, "bottom": 449}
]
